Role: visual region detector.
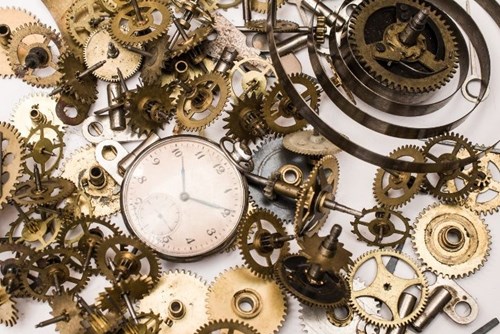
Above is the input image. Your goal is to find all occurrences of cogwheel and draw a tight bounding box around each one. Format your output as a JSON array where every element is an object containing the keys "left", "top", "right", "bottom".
[
  {"left": 84, "top": 27, "right": 142, "bottom": 82},
  {"left": 0, "top": 285, "right": 18, "bottom": 327},
  {"left": 138, "top": 270, "right": 209, "bottom": 334},
  {"left": 140, "top": 34, "right": 170, "bottom": 85},
  {"left": 166, "top": 24, "right": 214, "bottom": 61},
  {"left": 0, "top": 7, "right": 40, "bottom": 78},
  {"left": 237, "top": 208, "right": 290, "bottom": 278},
  {"left": 109, "top": 0, "right": 172, "bottom": 46},
  {"left": 0, "top": 243, "right": 33, "bottom": 298},
  {"left": 13, "top": 177, "right": 76, "bottom": 207},
  {"left": 262, "top": 73, "right": 320, "bottom": 135},
  {"left": 66, "top": 0, "right": 110, "bottom": 47},
  {"left": 245, "top": 19, "right": 299, "bottom": 33},
  {"left": 348, "top": 0, "right": 458, "bottom": 93},
  {"left": 412, "top": 203, "right": 490, "bottom": 279},
  {"left": 128, "top": 84, "right": 176, "bottom": 136},
  {"left": 422, "top": 133, "right": 480, "bottom": 204},
  {"left": 250, "top": 0, "right": 285, "bottom": 14},
  {"left": 49, "top": 290, "right": 85, "bottom": 334},
  {"left": 96, "top": 275, "right": 154, "bottom": 312},
  {"left": 223, "top": 93, "right": 268, "bottom": 144},
  {"left": 0, "top": 122, "right": 26, "bottom": 209},
  {"left": 229, "top": 57, "right": 277, "bottom": 98},
  {"left": 206, "top": 266, "right": 287, "bottom": 334},
  {"left": 98, "top": 0, "right": 132, "bottom": 13},
  {"left": 176, "top": 72, "right": 229, "bottom": 132},
  {"left": 7, "top": 22, "right": 67, "bottom": 88},
  {"left": 348, "top": 249, "right": 429, "bottom": 328},
  {"left": 283, "top": 130, "right": 342, "bottom": 156},
  {"left": 58, "top": 52, "right": 98, "bottom": 104},
  {"left": 314, "top": 16, "right": 327, "bottom": 44},
  {"left": 121, "top": 311, "right": 162, "bottom": 334},
  {"left": 195, "top": 319, "right": 259, "bottom": 334},
  {"left": 373, "top": 145, "right": 425, "bottom": 208}
]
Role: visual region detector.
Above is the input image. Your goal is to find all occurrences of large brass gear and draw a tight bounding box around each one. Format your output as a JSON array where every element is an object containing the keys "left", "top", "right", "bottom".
[
  {"left": 0, "top": 122, "right": 26, "bottom": 209},
  {"left": 140, "top": 34, "right": 170, "bottom": 85},
  {"left": 238, "top": 208, "right": 290, "bottom": 278},
  {"left": 373, "top": 145, "right": 425, "bottom": 208},
  {"left": 49, "top": 290, "right": 85, "bottom": 334},
  {"left": 223, "top": 93, "right": 268, "bottom": 144},
  {"left": 165, "top": 24, "right": 213, "bottom": 61},
  {"left": 348, "top": 0, "right": 458, "bottom": 93},
  {"left": 96, "top": 275, "right": 154, "bottom": 312},
  {"left": 175, "top": 72, "right": 229, "bottom": 132},
  {"left": 84, "top": 27, "right": 143, "bottom": 82},
  {"left": 283, "top": 130, "right": 342, "bottom": 156},
  {"left": 250, "top": 0, "right": 284, "bottom": 14},
  {"left": 66, "top": 0, "right": 110, "bottom": 47},
  {"left": 262, "top": 73, "right": 320, "bottom": 136},
  {"left": 58, "top": 52, "right": 99, "bottom": 104},
  {"left": 422, "top": 133, "right": 480, "bottom": 203},
  {"left": 7, "top": 22, "right": 67, "bottom": 88},
  {"left": 195, "top": 319, "right": 259, "bottom": 334},
  {"left": 348, "top": 249, "right": 429, "bottom": 328},
  {"left": 206, "top": 266, "right": 287, "bottom": 334},
  {"left": 109, "top": 0, "right": 173, "bottom": 46},
  {"left": 0, "top": 285, "right": 18, "bottom": 327},
  {"left": 138, "top": 270, "right": 209, "bottom": 334},
  {"left": 351, "top": 206, "right": 411, "bottom": 248},
  {"left": 412, "top": 203, "right": 490, "bottom": 279},
  {"left": 0, "top": 243, "right": 33, "bottom": 297},
  {"left": 127, "top": 84, "right": 176, "bottom": 136},
  {"left": 13, "top": 177, "right": 75, "bottom": 207}
]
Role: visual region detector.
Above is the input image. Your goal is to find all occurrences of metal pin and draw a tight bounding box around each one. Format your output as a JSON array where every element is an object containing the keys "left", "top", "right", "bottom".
[
  {"left": 77, "top": 60, "right": 106, "bottom": 80},
  {"left": 33, "top": 165, "right": 43, "bottom": 192},
  {"left": 75, "top": 294, "right": 94, "bottom": 315},
  {"left": 41, "top": 148, "right": 56, "bottom": 157},
  {"left": 130, "top": 0, "right": 144, "bottom": 22},
  {"left": 472, "top": 318, "right": 500, "bottom": 334},
  {"left": 173, "top": 18, "right": 190, "bottom": 40},
  {"left": 35, "top": 313, "right": 70, "bottom": 328},
  {"left": 124, "top": 45, "right": 153, "bottom": 58},
  {"left": 116, "top": 68, "right": 129, "bottom": 93},
  {"left": 123, "top": 292, "right": 139, "bottom": 324},
  {"left": 49, "top": 86, "right": 65, "bottom": 97},
  {"left": 107, "top": 42, "right": 120, "bottom": 59}
]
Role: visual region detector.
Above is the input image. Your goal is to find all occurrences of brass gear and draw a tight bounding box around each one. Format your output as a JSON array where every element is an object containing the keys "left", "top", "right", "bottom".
[
  {"left": 66, "top": 0, "right": 110, "bottom": 47},
  {"left": 165, "top": 24, "right": 213, "bottom": 61},
  {"left": 0, "top": 243, "right": 33, "bottom": 297},
  {"left": 0, "top": 285, "right": 18, "bottom": 327},
  {"left": 96, "top": 275, "right": 154, "bottom": 312},
  {"left": 95, "top": 235, "right": 161, "bottom": 284},
  {"left": 0, "top": 7, "right": 40, "bottom": 78},
  {"left": 347, "top": 0, "right": 458, "bottom": 93},
  {"left": 127, "top": 84, "right": 176, "bottom": 136},
  {"left": 373, "top": 145, "right": 425, "bottom": 208},
  {"left": 60, "top": 145, "right": 121, "bottom": 217},
  {"left": 283, "top": 130, "right": 342, "bottom": 156},
  {"left": 422, "top": 133, "right": 480, "bottom": 203},
  {"left": 348, "top": 249, "right": 429, "bottom": 328},
  {"left": 0, "top": 122, "right": 26, "bottom": 209},
  {"left": 58, "top": 52, "right": 99, "bottom": 104},
  {"left": 62, "top": 189, "right": 95, "bottom": 218},
  {"left": 206, "top": 266, "right": 287, "bottom": 334},
  {"left": 223, "top": 93, "right": 269, "bottom": 144},
  {"left": 412, "top": 203, "right": 490, "bottom": 279},
  {"left": 175, "top": 72, "right": 229, "bottom": 132},
  {"left": 109, "top": 0, "right": 173, "bottom": 45},
  {"left": 250, "top": 0, "right": 284, "bottom": 14},
  {"left": 314, "top": 16, "right": 327, "bottom": 44},
  {"left": 49, "top": 290, "right": 85, "bottom": 334},
  {"left": 140, "top": 34, "right": 170, "bottom": 85},
  {"left": 84, "top": 27, "right": 143, "bottom": 82},
  {"left": 294, "top": 155, "right": 340, "bottom": 237},
  {"left": 237, "top": 208, "right": 290, "bottom": 278},
  {"left": 98, "top": 0, "right": 132, "bottom": 13},
  {"left": 230, "top": 57, "right": 277, "bottom": 98},
  {"left": 138, "top": 270, "right": 209, "bottom": 334},
  {"left": 245, "top": 20, "right": 299, "bottom": 33},
  {"left": 21, "top": 247, "right": 90, "bottom": 301},
  {"left": 262, "top": 73, "right": 320, "bottom": 135},
  {"left": 195, "top": 320, "right": 259, "bottom": 334},
  {"left": 121, "top": 311, "right": 162, "bottom": 334},
  {"left": 13, "top": 177, "right": 75, "bottom": 207},
  {"left": 351, "top": 206, "right": 410, "bottom": 248},
  {"left": 7, "top": 22, "right": 67, "bottom": 88},
  {"left": 81, "top": 309, "right": 123, "bottom": 334}
]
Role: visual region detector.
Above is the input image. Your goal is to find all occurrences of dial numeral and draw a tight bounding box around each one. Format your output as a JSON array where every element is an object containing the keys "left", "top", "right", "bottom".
[
  {"left": 213, "top": 163, "right": 225, "bottom": 174},
  {"left": 172, "top": 148, "right": 182, "bottom": 157},
  {"left": 195, "top": 151, "right": 206, "bottom": 159},
  {"left": 135, "top": 176, "right": 147, "bottom": 184},
  {"left": 222, "top": 209, "right": 235, "bottom": 218},
  {"left": 152, "top": 157, "right": 160, "bottom": 165},
  {"left": 207, "top": 228, "right": 216, "bottom": 236},
  {"left": 186, "top": 238, "right": 196, "bottom": 244}
]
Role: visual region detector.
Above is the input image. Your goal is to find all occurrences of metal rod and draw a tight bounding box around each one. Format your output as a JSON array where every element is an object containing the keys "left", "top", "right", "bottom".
[
  {"left": 33, "top": 165, "right": 43, "bottom": 192},
  {"left": 124, "top": 45, "right": 153, "bottom": 58},
  {"left": 77, "top": 60, "right": 106, "bottom": 79},
  {"left": 35, "top": 313, "right": 69, "bottom": 328},
  {"left": 130, "top": 0, "right": 144, "bottom": 22},
  {"left": 123, "top": 293, "right": 139, "bottom": 324},
  {"left": 75, "top": 294, "right": 94, "bottom": 314},
  {"left": 472, "top": 318, "right": 500, "bottom": 334}
]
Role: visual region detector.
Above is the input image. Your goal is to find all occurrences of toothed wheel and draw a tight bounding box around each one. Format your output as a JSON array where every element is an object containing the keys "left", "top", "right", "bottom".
[
  {"left": 140, "top": 34, "right": 170, "bottom": 85},
  {"left": 250, "top": 0, "right": 284, "bottom": 14},
  {"left": 0, "top": 243, "right": 33, "bottom": 298},
  {"left": 13, "top": 177, "right": 75, "bottom": 207},
  {"left": 0, "top": 122, "right": 26, "bottom": 209},
  {"left": 245, "top": 19, "right": 299, "bottom": 33},
  {"left": 0, "top": 285, "right": 18, "bottom": 327},
  {"left": 96, "top": 275, "right": 154, "bottom": 312},
  {"left": 283, "top": 130, "right": 342, "bottom": 156},
  {"left": 412, "top": 203, "right": 490, "bottom": 279},
  {"left": 58, "top": 52, "right": 98, "bottom": 105},
  {"left": 66, "top": 0, "right": 109, "bottom": 47},
  {"left": 165, "top": 24, "right": 214, "bottom": 61},
  {"left": 48, "top": 290, "right": 85, "bottom": 334},
  {"left": 347, "top": 0, "right": 458, "bottom": 93},
  {"left": 195, "top": 319, "right": 259, "bottom": 334},
  {"left": 121, "top": 311, "right": 162, "bottom": 334}
]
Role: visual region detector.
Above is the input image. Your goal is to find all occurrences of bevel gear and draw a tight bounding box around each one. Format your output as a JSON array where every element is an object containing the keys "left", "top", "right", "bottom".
[
  {"left": 0, "top": 243, "right": 33, "bottom": 297},
  {"left": 138, "top": 270, "right": 209, "bottom": 334},
  {"left": 58, "top": 52, "right": 99, "bottom": 104},
  {"left": 348, "top": 249, "right": 429, "bottom": 328},
  {"left": 351, "top": 206, "right": 410, "bottom": 248},
  {"left": 262, "top": 73, "right": 320, "bottom": 135},
  {"left": 13, "top": 177, "right": 75, "bottom": 207},
  {"left": 140, "top": 34, "right": 170, "bottom": 85},
  {"left": 21, "top": 247, "right": 90, "bottom": 301},
  {"left": 223, "top": 93, "right": 269, "bottom": 144},
  {"left": 195, "top": 319, "right": 259, "bottom": 334},
  {"left": 412, "top": 203, "right": 490, "bottom": 279},
  {"left": 60, "top": 145, "right": 121, "bottom": 217},
  {"left": 422, "top": 133, "right": 480, "bottom": 203},
  {"left": 0, "top": 122, "right": 26, "bottom": 209},
  {"left": 96, "top": 275, "right": 154, "bottom": 312},
  {"left": 66, "top": 0, "right": 110, "bottom": 47},
  {"left": 95, "top": 235, "right": 161, "bottom": 284},
  {"left": 165, "top": 24, "right": 214, "bottom": 61},
  {"left": 84, "top": 27, "right": 143, "bottom": 82},
  {"left": 127, "top": 84, "right": 176, "bottom": 136},
  {"left": 283, "top": 130, "right": 342, "bottom": 156},
  {"left": 206, "top": 266, "right": 287, "bottom": 334},
  {"left": 250, "top": 0, "right": 284, "bottom": 14},
  {"left": 0, "top": 285, "right": 18, "bottom": 327},
  {"left": 347, "top": 0, "right": 458, "bottom": 93},
  {"left": 373, "top": 145, "right": 425, "bottom": 208},
  {"left": 7, "top": 22, "right": 67, "bottom": 88},
  {"left": 49, "top": 290, "right": 85, "bottom": 334},
  {"left": 176, "top": 72, "right": 229, "bottom": 132},
  {"left": 109, "top": 0, "right": 173, "bottom": 46},
  {"left": 238, "top": 208, "right": 291, "bottom": 278}
]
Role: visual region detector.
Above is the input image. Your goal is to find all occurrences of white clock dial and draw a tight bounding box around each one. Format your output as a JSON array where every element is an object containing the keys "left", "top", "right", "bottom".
[{"left": 121, "top": 135, "right": 248, "bottom": 261}]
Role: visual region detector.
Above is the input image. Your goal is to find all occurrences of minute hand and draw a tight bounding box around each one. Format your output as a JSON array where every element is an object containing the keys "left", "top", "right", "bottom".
[{"left": 188, "top": 196, "right": 230, "bottom": 211}]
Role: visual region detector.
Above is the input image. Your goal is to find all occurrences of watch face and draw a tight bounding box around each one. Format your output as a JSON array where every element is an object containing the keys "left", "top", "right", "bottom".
[{"left": 121, "top": 135, "right": 247, "bottom": 261}]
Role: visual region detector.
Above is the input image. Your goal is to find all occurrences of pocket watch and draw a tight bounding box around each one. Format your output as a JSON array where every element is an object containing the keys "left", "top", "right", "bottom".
[{"left": 120, "top": 135, "right": 249, "bottom": 262}]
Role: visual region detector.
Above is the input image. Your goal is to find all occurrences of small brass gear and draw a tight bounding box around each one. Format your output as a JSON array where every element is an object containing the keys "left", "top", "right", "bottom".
[
  {"left": 98, "top": 0, "right": 132, "bottom": 13},
  {"left": 140, "top": 34, "right": 170, "bottom": 85},
  {"left": 13, "top": 177, "right": 75, "bottom": 207},
  {"left": 66, "top": 0, "right": 110, "bottom": 47},
  {"left": 0, "top": 285, "right": 18, "bottom": 327},
  {"left": 96, "top": 275, "right": 155, "bottom": 312},
  {"left": 250, "top": 0, "right": 284, "bottom": 14},
  {"left": 314, "top": 16, "right": 327, "bottom": 44},
  {"left": 245, "top": 20, "right": 299, "bottom": 33},
  {"left": 195, "top": 319, "right": 259, "bottom": 334},
  {"left": 58, "top": 52, "right": 99, "bottom": 105},
  {"left": 348, "top": 249, "right": 429, "bottom": 328},
  {"left": 165, "top": 24, "right": 214, "bottom": 61},
  {"left": 229, "top": 57, "right": 277, "bottom": 98},
  {"left": 121, "top": 311, "right": 162, "bottom": 334},
  {"left": 412, "top": 203, "right": 490, "bottom": 279},
  {"left": 206, "top": 266, "right": 287, "bottom": 334},
  {"left": 0, "top": 122, "right": 26, "bottom": 209},
  {"left": 283, "top": 130, "right": 342, "bottom": 156},
  {"left": 49, "top": 290, "right": 85, "bottom": 334}
]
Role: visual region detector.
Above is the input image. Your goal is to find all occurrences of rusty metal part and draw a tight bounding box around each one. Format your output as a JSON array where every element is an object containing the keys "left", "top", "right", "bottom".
[
  {"left": 56, "top": 93, "right": 92, "bottom": 126},
  {"left": 140, "top": 34, "right": 170, "bottom": 85}
]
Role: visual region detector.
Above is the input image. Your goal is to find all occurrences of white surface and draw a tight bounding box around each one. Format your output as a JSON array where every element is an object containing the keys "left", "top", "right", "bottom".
[{"left": 0, "top": 0, "right": 499, "bottom": 333}]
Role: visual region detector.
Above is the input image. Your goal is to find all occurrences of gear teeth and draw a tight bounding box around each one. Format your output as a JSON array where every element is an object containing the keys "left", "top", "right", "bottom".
[
  {"left": 223, "top": 92, "right": 267, "bottom": 143},
  {"left": 165, "top": 24, "right": 214, "bottom": 61},
  {"left": 250, "top": 0, "right": 285, "bottom": 14},
  {"left": 0, "top": 286, "right": 19, "bottom": 327},
  {"left": 195, "top": 319, "right": 260, "bottom": 334},
  {"left": 0, "top": 122, "right": 26, "bottom": 210}
]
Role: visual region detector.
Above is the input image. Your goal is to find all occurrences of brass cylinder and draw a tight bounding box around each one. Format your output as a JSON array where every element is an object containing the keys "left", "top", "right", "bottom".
[{"left": 0, "top": 24, "right": 11, "bottom": 49}]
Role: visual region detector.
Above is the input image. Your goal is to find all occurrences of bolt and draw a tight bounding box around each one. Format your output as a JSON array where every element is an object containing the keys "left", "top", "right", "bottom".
[{"left": 107, "top": 42, "right": 120, "bottom": 59}]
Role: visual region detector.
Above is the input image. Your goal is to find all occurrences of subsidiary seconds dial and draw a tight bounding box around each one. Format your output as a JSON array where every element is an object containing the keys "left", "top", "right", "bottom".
[{"left": 121, "top": 135, "right": 248, "bottom": 261}]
